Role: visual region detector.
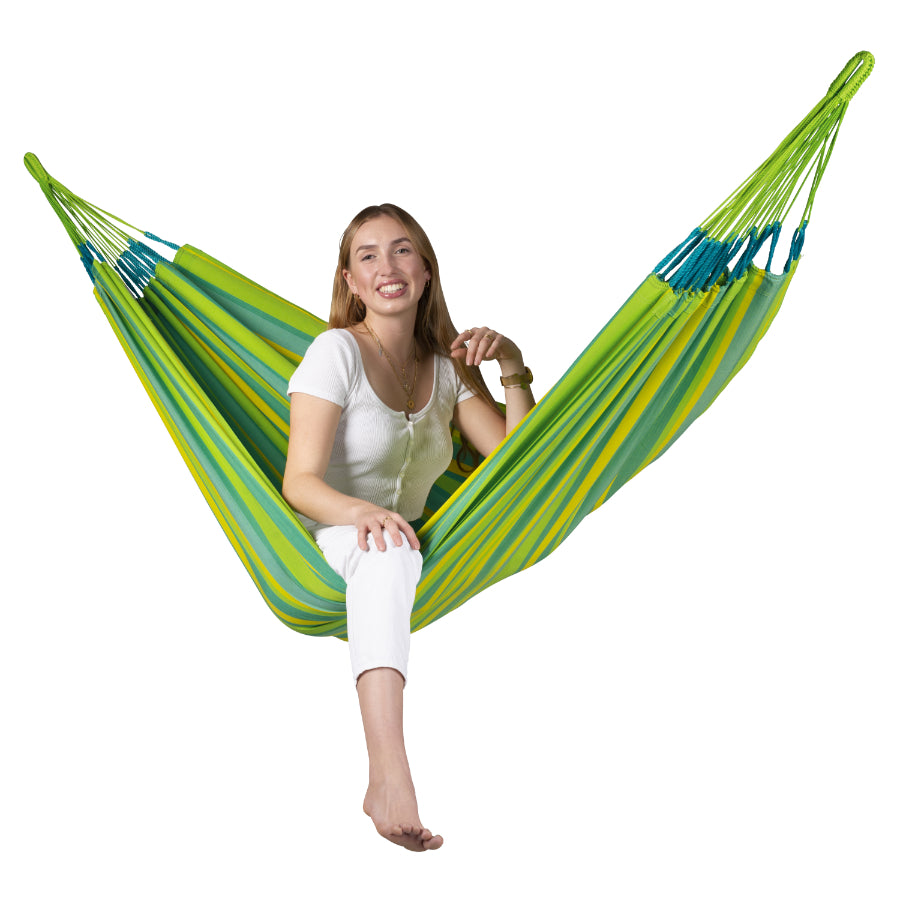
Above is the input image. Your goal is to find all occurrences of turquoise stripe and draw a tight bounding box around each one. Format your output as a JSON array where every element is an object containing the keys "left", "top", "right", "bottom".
[{"left": 176, "top": 267, "right": 322, "bottom": 357}]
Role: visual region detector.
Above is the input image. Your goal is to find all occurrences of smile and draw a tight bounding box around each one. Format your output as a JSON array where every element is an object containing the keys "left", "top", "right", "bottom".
[{"left": 377, "top": 282, "right": 407, "bottom": 296}]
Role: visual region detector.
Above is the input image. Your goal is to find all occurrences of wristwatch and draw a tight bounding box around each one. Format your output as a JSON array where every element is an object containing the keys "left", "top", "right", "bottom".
[{"left": 499, "top": 367, "right": 533, "bottom": 389}]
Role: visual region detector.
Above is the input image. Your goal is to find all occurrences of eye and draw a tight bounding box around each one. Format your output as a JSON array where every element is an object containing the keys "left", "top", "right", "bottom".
[
  {"left": 395, "top": 247, "right": 410, "bottom": 254},
  {"left": 361, "top": 253, "right": 376, "bottom": 261}
]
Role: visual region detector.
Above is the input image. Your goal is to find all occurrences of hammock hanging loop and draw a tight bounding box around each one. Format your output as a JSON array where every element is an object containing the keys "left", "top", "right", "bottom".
[
  {"left": 827, "top": 51, "right": 875, "bottom": 103},
  {"left": 24, "top": 152, "right": 50, "bottom": 185}
]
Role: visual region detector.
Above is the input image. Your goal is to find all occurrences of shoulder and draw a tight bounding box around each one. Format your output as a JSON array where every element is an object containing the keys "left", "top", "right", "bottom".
[
  {"left": 436, "top": 352, "right": 476, "bottom": 404},
  {"left": 307, "top": 327, "right": 356, "bottom": 355},
  {"left": 303, "top": 328, "right": 359, "bottom": 369},
  {"left": 288, "top": 328, "right": 360, "bottom": 399},
  {"left": 435, "top": 351, "right": 456, "bottom": 379}
]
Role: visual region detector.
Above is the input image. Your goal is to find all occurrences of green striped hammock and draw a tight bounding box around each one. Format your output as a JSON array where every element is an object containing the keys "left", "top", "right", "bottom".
[{"left": 27, "top": 52, "right": 873, "bottom": 641}]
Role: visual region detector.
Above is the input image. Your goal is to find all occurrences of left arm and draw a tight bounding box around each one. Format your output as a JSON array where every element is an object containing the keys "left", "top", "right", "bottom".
[{"left": 450, "top": 326, "right": 536, "bottom": 458}]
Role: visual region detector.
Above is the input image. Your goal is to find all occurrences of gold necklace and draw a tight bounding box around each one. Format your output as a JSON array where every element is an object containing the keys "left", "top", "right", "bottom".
[{"left": 363, "top": 322, "right": 419, "bottom": 411}]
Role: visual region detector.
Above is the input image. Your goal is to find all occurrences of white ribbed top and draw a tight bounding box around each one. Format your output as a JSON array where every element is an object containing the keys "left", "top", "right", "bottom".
[{"left": 287, "top": 328, "right": 475, "bottom": 534}]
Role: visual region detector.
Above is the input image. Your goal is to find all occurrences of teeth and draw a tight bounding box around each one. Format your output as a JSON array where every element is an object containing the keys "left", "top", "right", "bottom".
[{"left": 379, "top": 283, "right": 405, "bottom": 294}]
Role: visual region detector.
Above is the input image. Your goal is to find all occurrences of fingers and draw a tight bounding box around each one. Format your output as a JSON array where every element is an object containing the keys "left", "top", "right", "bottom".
[
  {"left": 357, "top": 513, "right": 389, "bottom": 551},
  {"left": 384, "top": 515, "right": 404, "bottom": 548},
  {"left": 358, "top": 526, "right": 378, "bottom": 551},
  {"left": 398, "top": 519, "right": 421, "bottom": 551},
  {"left": 454, "top": 327, "right": 505, "bottom": 366},
  {"left": 357, "top": 512, "right": 420, "bottom": 552}
]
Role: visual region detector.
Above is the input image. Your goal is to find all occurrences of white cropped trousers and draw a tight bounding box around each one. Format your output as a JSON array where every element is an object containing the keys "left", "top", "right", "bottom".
[{"left": 315, "top": 524, "right": 423, "bottom": 687}]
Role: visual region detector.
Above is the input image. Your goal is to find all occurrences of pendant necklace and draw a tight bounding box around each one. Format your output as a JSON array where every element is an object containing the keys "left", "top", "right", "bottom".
[{"left": 363, "top": 321, "right": 419, "bottom": 411}]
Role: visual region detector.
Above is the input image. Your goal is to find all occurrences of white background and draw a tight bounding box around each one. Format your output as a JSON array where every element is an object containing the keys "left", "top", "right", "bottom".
[{"left": 2, "top": 2, "right": 897, "bottom": 897}]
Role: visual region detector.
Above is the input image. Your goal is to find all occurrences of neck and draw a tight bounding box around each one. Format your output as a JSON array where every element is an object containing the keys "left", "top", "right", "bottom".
[{"left": 361, "top": 311, "right": 418, "bottom": 360}]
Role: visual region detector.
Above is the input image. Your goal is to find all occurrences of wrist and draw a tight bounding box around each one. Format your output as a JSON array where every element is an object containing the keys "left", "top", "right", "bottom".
[
  {"left": 499, "top": 366, "right": 533, "bottom": 389},
  {"left": 498, "top": 354, "right": 526, "bottom": 375},
  {"left": 347, "top": 499, "right": 373, "bottom": 523}
]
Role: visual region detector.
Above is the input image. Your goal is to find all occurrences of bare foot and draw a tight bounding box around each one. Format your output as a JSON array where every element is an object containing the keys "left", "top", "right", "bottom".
[{"left": 363, "top": 778, "right": 443, "bottom": 851}]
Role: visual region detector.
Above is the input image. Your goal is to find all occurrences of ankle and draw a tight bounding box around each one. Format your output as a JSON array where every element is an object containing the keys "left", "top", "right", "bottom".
[{"left": 368, "top": 761, "right": 414, "bottom": 788}]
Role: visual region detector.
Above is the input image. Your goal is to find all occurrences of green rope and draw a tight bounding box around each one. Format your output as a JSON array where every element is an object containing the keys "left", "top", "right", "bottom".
[
  {"left": 24, "top": 152, "right": 179, "bottom": 295},
  {"left": 700, "top": 52, "right": 873, "bottom": 242},
  {"left": 24, "top": 153, "right": 145, "bottom": 256}
]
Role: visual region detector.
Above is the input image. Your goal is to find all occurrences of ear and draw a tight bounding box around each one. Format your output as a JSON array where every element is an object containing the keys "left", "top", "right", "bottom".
[{"left": 342, "top": 269, "right": 356, "bottom": 292}]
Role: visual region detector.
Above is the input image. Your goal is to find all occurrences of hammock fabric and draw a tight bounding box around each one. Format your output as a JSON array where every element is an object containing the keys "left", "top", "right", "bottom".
[{"left": 26, "top": 52, "right": 873, "bottom": 640}]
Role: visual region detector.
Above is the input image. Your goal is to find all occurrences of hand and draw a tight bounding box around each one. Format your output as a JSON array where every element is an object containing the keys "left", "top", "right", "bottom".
[
  {"left": 352, "top": 503, "right": 420, "bottom": 552},
  {"left": 450, "top": 327, "right": 523, "bottom": 368}
]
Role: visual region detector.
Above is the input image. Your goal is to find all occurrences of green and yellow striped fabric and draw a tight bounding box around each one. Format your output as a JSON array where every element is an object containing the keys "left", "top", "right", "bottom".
[{"left": 26, "top": 52, "right": 873, "bottom": 640}]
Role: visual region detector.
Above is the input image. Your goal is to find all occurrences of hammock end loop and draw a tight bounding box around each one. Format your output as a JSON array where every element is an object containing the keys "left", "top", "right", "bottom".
[
  {"left": 827, "top": 51, "right": 875, "bottom": 103},
  {"left": 24, "top": 152, "right": 51, "bottom": 185}
]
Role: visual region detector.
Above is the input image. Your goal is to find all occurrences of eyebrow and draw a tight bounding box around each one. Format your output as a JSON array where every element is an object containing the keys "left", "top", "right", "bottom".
[{"left": 355, "top": 237, "right": 412, "bottom": 255}]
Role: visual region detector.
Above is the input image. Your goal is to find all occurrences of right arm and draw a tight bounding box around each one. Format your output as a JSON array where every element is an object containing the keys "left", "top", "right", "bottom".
[{"left": 281, "top": 391, "right": 420, "bottom": 551}]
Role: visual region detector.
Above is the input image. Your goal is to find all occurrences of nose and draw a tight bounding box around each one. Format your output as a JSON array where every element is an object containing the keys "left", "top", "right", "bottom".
[{"left": 377, "top": 255, "right": 398, "bottom": 276}]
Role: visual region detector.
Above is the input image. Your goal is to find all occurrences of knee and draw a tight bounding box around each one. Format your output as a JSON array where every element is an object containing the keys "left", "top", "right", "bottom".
[
  {"left": 357, "top": 532, "right": 423, "bottom": 583},
  {"left": 369, "top": 531, "right": 421, "bottom": 562},
  {"left": 382, "top": 535, "right": 423, "bottom": 577}
]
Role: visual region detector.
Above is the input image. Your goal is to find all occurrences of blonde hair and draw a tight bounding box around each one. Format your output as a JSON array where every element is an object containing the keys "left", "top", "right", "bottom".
[{"left": 330, "top": 204, "right": 499, "bottom": 433}]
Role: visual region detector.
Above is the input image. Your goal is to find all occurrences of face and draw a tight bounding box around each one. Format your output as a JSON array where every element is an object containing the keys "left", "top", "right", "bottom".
[{"left": 343, "top": 216, "right": 431, "bottom": 320}]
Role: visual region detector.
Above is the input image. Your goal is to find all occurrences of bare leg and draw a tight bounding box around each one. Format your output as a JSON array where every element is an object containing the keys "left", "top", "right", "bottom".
[{"left": 356, "top": 667, "right": 443, "bottom": 851}]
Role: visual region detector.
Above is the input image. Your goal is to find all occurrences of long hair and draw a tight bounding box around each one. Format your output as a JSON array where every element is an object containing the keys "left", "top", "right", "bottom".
[{"left": 330, "top": 204, "right": 499, "bottom": 462}]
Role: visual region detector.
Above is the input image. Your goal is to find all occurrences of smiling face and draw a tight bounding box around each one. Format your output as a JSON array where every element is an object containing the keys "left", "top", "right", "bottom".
[{"left": 342, "top": 215, "right": 431, "bottom": 322}]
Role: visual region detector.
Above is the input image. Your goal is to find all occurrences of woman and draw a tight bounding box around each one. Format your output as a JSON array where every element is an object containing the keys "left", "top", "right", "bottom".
[{"left": 282, "top": 204, "right": 535, "bottom": 851}]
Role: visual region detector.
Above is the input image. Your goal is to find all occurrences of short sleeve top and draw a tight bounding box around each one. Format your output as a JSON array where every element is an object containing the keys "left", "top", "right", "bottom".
[{"left": 287, "top": 328, "right": 475, "bottom": 534}]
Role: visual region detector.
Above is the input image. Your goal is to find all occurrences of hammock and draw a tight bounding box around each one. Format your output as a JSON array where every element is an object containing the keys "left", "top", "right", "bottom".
[{"left": 26, "top": 52, "right": 873, "bottom": 640}]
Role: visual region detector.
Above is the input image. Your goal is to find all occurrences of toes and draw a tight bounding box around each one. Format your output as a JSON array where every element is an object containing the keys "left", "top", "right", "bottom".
[{"left": 380, "top": 824, "right": 440, "bottom": 851}]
